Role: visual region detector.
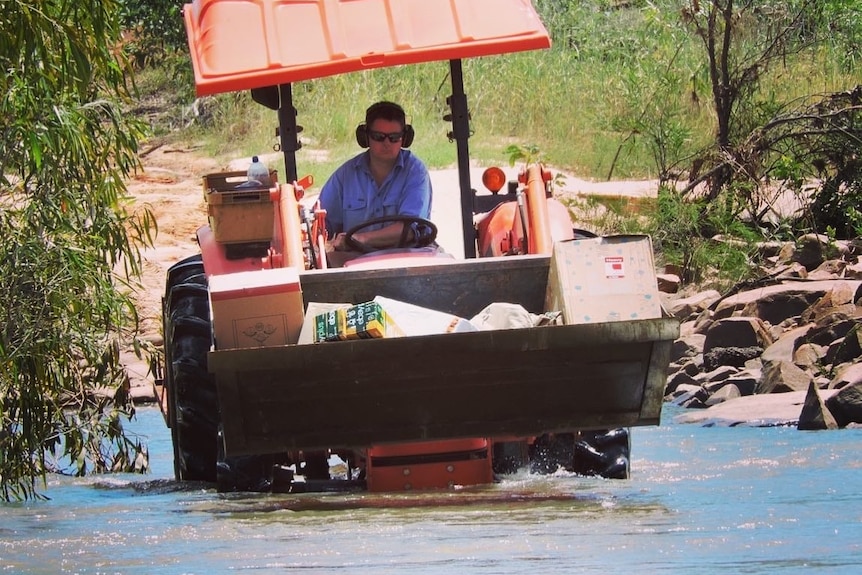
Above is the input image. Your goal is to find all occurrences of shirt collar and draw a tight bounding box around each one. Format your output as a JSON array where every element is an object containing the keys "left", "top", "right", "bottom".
[{"left": 355, "top": 149, "right": 407, "bottom": 174}]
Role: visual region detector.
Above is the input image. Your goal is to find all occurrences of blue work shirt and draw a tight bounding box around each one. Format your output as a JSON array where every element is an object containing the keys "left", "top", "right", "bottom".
[{"left": 318, "top": 149, "right": 432, "bottom": 236}]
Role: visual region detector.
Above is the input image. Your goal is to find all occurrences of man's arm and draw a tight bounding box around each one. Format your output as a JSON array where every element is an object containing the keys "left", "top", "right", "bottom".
[{"left": 329, "top": 222, "right": 409, "bottom": 251}]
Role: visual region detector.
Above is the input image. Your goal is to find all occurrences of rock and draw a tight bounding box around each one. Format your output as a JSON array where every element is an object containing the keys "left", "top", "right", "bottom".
[
  {"left": 703, "top": 346, "right": 762, "bottom": 371},
  {"left": 846, "top": 261, "right": 862, "bottom": 279},
  {"left": 703, "top": 316, "right": 773, "bottom": 353},
  {"left": 674, "top": 390, "right": 837, "bottom": 427},
  {"left": 757, "top": 359, "right": 812, "bottom": 394},
  {"left": 722, "top": 370, "right": 760, "bottom": 396},
  {"left": 807, "top": 259, "right": 846, "bottom": 280},
  {"left": 761, "top": 324, "right": 814, "bottom": 363},
  {"left": 670, "top": 333, "right": 706, "bottom": 362},
  {"left": 696, "top": 365, "right": 739, "bottom": 385},
  {"left": 804, "top": 318, "right": 861, "bottom": 347},
  {"left": 666, "top": 370, "right": 699, "bottom": 394},
  {"left": 667, "top": 289, "right": 721, "bottom": 320},
  {"left": 824, "top": 382, "right": 862, "bottom": 427},
  {"left": 791, "top": 233, "right": 829, "bottom": 270},
  {"left": 662, "top": 242, "right": 862, "bottom": 428},
  {"left": 715, "top": 281, "right": 859, "bottom": 321},
  {"left": 656, "top": 273, "right": 680, "bottom": 294},
  {"left": 828, "top": 362, "right": 862, "bottom": 389},
  {"left": 670, "top": 385, "right": 709, "bottom": 408},
  {"left": 797, "top": 381, "right": 839, "bottom": 430},
  {"left": 799, "top": 281, "right": 858, "bottom": 323},
  {"left": 824, "top": 335, "right": 862, "bottom": 366},
  {"left": 773, "top": 261, "right": 808, "bottom": 280},
  {"left": 793, "top": 342, "right": 825, "bottom": 368},
  {"left": 705, "top": 383, "right": 742, "bottom": 406}
]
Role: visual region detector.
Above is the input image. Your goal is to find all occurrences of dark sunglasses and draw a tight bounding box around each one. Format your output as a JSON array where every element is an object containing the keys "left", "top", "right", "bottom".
[{"left": 368, "top": 130, "right": 404, "bottom": 143}]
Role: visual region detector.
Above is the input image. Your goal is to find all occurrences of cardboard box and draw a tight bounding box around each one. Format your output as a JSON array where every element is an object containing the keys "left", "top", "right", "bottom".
[
  {"left": 373, "top": 296, "right": 477, "bottom": 336},
  {"left": 544, "top": 235, "right": 662, "bottom": 325},
  {"left": 209, "top": 267, "right": 303, "bottom": 350},
  {"left": 204, "top": 171, "right": 276, "bottom": 244}
]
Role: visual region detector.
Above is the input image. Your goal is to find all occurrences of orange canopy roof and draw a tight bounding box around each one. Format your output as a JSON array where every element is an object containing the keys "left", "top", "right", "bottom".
[{"left": 184, "top": 0, "right": 551, "bottom": 96}]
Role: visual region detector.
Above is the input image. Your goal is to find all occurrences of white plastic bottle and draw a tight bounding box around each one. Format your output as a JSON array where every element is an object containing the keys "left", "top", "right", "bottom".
[{"left": 247, "top": 155, "right": 271, "bottom": 187}]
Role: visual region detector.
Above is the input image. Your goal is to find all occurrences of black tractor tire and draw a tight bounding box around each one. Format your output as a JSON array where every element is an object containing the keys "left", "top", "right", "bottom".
[
  {"left": 529, "top": 429, "right": 631, "bottom": 479},
  {"left": 163, "top": 256, "right": 218, "bottom": 482},
  {"left": 163, "top": 255, "right": 292, "bottom": 491}
]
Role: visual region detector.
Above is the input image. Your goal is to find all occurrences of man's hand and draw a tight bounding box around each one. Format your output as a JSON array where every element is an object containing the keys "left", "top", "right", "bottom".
[{"left": 328, "top": 232, "right": 353, "bottom": 252}]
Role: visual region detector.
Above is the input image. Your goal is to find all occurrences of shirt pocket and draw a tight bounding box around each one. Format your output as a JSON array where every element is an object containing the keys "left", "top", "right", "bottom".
[{"left": 344, "top": 194, "right": 367, "bottom": 214}]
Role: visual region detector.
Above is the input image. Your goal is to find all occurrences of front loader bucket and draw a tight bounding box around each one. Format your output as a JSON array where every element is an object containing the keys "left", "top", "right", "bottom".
[{"left": 208, "top": 256, "right": 679, "bottom": 457}]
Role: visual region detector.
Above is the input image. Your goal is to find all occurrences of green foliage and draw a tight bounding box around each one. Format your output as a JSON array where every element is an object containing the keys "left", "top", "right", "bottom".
[
  {"left": 119, "top": 0, "right": 187, "bottom": 66},
  {"left": 1, "top": 0, "right": 154, "bottom": 500},
  {"left": 647, "top": 187, "right": 758, "bottom": 288}
]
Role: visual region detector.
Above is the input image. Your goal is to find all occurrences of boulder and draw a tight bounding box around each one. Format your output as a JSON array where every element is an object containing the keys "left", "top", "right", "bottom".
[
  {"left": 656, "top": 273, "right": 681, "bottom": 294},
  {"left": 824, "top": 382, "right": 862, "bottom": 427},
  {"left": 790, "top": 233, "right": 829, "bottom": 271},
  {"left": 757, "top": 359, "right": 812, "bottom": 394},
  {"left": 668, "top": 289, "right": 721, "bottom": 320},
  {"left": 807, "top": 259, "right": 846, "bottom": 280},
  {"left": 792, "top": 342, "right": 825, "bottom": 368},
  {"left": 703, "top": 317, "right": 773, "bottom": 354},
  {"left": 797, "top": 380, "right": 839, "bottom": 430},
  {"left": 715, "top": 281, "right": 859, "bottom": 321},
  {"left": 824, "top": 335, "right": 862, "bottom": 366},
  {"left": 670, "top": 333, "right": 706, "bottom": 362},
  {"left": 703, "top": 346, "right": 762, "bottom": 371},
  {"left": 705, "top": 383, "right": 742, "bottom": 406},
  {"left": 804, "top": 318, "right": 861, "bottom": 347},
  {"left": 761, "top": 324, "right": 814, "bottom": 364},
  {"left": 828, "top": 362, "right": 862, "bottom": 389},
  {"left": 673, "top": 390, "right": 835, "bottom": 427}
]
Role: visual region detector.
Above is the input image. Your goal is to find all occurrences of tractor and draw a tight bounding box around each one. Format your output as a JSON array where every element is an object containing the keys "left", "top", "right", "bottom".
[{"left": 159, "top": 0, "right": 679, "bottom": 492}]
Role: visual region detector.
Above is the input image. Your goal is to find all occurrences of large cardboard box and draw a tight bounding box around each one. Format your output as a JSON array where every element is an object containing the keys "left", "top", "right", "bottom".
[
  {"left": 545, "top": 235, "right": 662, "bottom": 325},
  {"left": 209, "top": 267, "right": 303, "bottom": 350},
  {"left": 203, "top": 171, "right": 276, "bottom": 244}
]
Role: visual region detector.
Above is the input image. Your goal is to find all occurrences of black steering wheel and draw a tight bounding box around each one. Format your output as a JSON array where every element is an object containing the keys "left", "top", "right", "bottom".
[{"left": 344, "top": 215, "right": 438, "bottom": 254}]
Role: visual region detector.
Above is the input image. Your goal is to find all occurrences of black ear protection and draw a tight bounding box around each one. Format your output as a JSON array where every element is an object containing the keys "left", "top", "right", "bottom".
[{"left": 355, "top": 101, "right": 414, "bottom": 148}]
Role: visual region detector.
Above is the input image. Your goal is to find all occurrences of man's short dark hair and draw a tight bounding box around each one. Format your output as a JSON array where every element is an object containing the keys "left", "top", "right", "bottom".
[{"left": 365, "top": 101, "right": 406, "bottom": 128}]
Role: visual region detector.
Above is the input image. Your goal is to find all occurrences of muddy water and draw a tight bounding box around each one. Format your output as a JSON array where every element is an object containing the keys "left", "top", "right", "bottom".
[{"left": 1, "top": 405, "right": 860, "bottom": 574}]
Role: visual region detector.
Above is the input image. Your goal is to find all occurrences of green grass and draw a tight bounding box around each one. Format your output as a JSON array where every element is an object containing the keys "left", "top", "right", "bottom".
[{"left": 143, "top": 1, "right": 858, "bottom": 183}]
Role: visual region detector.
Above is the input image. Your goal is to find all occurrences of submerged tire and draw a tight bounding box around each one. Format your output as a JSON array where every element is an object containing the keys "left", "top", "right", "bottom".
[
  {"left": 529, "top": 429, "right": 631, "bottom": 479},
  {"left": 163, "top": 257, "right": 218, "bottom": 482},
  {"left": 163, "top": 255, "right": 290, "bottom": 491}
]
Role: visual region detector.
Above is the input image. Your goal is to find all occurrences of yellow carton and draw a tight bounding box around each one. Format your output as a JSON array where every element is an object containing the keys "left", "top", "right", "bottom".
[{"left": 312, "top": 302, "right": 404, "bottom": 342}]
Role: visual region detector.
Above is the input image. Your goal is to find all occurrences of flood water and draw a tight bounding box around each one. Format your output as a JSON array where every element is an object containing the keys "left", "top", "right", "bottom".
[{"left": 1, "top": 404, "right": 860, "bottom": 574}]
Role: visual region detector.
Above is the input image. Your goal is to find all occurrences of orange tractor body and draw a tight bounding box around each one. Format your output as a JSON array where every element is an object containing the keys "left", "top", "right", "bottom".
[{"left": 158, "top": 0, "right": 678, "bottom": 492}]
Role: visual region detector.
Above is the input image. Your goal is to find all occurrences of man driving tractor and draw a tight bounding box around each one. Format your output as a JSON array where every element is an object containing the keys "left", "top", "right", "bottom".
[{"left": 319, "top": 101, "right": 434, "bottom": 266}]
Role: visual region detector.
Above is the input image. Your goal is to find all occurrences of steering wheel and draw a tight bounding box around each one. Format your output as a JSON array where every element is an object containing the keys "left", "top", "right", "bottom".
[{"left": 344, "top": 215, "right": 438, "bottom": 254}]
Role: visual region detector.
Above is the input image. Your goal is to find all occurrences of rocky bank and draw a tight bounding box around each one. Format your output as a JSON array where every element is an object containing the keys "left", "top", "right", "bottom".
[{"left": 660, "top": 233, "right": 862, "bottom": 429}]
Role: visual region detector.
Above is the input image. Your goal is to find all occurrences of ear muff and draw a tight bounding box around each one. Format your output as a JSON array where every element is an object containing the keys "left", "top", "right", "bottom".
[
  {"left": 355, "top": 123, "right": 415, "bottom": 148},
  {"left": 355, "top": 123, "right": 369, "bottom": 148},
  {"left": 402, "top": 124, "right": 415, "bottom": 148}
]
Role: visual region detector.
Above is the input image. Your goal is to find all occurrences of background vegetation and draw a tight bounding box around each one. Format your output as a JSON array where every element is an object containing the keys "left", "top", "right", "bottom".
[
  {"left": 1, "top": 0, "right": 860, "bottom": 499},
  {"left": 135, "top": 0, "right": 861, "bottom": 285}
]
